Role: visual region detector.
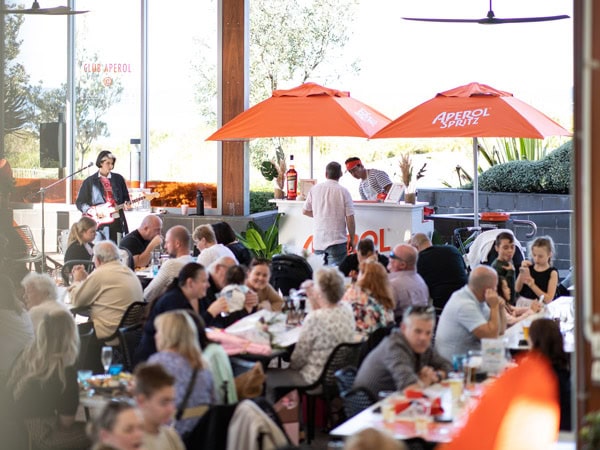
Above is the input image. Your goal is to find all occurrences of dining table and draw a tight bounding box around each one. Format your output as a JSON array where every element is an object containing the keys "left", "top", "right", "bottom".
[
  {"left": 330, "top": 383, "right": 480, "bottom": 444},
  {"left": 329, "top": 382, "right": 577, "bottom": 449},
  {"left": 206, "top": 310, "right": 304, "bottom": 369},
  {"left": 504, "top": 296, "right": 575, "bottom": 353}
]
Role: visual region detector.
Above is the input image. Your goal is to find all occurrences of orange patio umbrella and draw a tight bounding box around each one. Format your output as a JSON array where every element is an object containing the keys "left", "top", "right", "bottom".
[
  {"left": 371, "top": 82, "right": 571, "bottom": 226},
  {"left": 206, "top": 82, "right": 391, "bottom": 177}
]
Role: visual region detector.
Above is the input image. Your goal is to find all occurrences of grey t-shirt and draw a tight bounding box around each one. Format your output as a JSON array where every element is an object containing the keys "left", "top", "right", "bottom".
[{"left": 434, "top": 285, "right": 490, "bottom": 361}]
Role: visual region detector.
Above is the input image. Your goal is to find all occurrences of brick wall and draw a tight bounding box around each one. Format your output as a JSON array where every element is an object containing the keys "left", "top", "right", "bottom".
[{"left": 418, "top": 189, "right": 572, "bottom": 273}]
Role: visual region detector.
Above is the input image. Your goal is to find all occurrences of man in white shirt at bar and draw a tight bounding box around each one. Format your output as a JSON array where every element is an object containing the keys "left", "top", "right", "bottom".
[{"left": 303, "top": 161, "right": 356, "bottom": 266}]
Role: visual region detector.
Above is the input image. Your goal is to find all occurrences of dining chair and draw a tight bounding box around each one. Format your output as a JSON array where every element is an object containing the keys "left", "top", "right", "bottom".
[
  {"left": 13, "top": 224, "right": 48, "bottom": 272},
  {"left": 76, "top": 322, "right": 103, "bottom": 374},
  {"left": 357, "top": 323, "right": 395, "bottom": 368},
  {"left": 276, "top": 341, "right": 362, "bottom": 444},
  {"left": 334, "top": 366, "right": 377, "bottom": 420},
  {"left": 61, "top": 259, "right": 95, "bottom": 286},
  {"left": 117, "top": 323, "right": 143, "bottom": 372},
  {"left": 98, "top": 301, "right": 148, "bottom": 351}
]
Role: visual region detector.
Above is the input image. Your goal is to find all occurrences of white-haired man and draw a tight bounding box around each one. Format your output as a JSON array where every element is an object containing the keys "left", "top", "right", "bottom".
[{"left": 70, "top": 240, "right": 143, "bottom": 342}]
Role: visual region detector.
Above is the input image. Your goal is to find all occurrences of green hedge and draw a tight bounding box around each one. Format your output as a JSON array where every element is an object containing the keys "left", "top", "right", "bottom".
[
  {"left": 250, "top": 189, "right": 277, "bottom": 214},
  {"left": 478, "top": 140, "right": 572, "bottom": 194}
]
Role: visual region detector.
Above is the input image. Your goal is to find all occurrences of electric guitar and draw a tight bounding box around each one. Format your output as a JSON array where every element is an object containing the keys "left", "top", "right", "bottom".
[{"left": 85, "top": 192, "right": 160, "bottom": 225}]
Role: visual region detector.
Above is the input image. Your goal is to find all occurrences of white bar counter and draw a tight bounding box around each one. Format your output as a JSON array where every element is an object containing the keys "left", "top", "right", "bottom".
[{"left": 271, "top": 199, "right": 434, "bottom": 254}]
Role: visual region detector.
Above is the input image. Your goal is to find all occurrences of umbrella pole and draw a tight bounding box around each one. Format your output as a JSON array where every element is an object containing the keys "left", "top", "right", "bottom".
[
  {"left": 309, "top": 136, "right": 314, "bottom": 179},
  {"left": 473, "top": 137, "right": 480, "bottom": 227}
]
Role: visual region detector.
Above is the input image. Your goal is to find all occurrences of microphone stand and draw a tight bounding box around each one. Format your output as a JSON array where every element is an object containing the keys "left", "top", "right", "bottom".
[{"left": 35, "top": 163, "right": 93, "bottom": 273}]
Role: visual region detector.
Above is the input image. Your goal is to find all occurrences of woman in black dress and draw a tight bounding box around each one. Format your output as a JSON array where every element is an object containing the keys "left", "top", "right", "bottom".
[
  {"left": 76, "top": 151, "right": 130, "bottom": 243},
  {"left": 211, "top": 221, "right": 252, "bottom": 266},
  {"left": 64, "top": 216, "right": 97, "bottom": 263}
]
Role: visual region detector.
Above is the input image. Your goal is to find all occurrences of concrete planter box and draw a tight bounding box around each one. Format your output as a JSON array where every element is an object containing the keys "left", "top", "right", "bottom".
[{"left": 417, "top": 188, "right": 572, "bottom": 272}]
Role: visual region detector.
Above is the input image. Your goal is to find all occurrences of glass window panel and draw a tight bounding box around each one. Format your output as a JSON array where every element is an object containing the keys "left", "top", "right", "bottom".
[
  {"left": 147, "top": 0, "right": 218, "bottom": 207},
  {"left": 3, "top": 1, "right": 67, "bottom": 202},
  {"left": 75, "top": 0, "right": 141, "bottom": 192}
]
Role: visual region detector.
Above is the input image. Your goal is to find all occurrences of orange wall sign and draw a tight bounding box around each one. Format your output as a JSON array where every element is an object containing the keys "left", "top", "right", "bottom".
[{"left": 303, "top": 227, "right": 391, "bottom": 253}]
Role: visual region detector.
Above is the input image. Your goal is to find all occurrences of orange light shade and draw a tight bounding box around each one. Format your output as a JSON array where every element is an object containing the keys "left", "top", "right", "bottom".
[{"left": 437, "top": 353, "right": 560, "bottom": 450}]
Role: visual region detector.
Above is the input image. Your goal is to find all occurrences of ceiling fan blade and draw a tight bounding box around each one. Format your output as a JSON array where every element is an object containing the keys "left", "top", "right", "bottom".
[
  {"left": 402, "top": 17, "right": 480, "bottom": 23},
  {"left": 402, "top": 14, "right": 570, "bottom": 25},
  {"left": 2, "top": 4, "right": 88, "bottom": 15},
  {"left": 479, "top": 14, "right": 570, "bottom": 24}
]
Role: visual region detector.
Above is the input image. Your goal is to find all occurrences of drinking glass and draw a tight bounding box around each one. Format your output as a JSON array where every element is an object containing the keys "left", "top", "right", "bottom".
[
  {"left": 412, "top": 399, "right": 432, "bottom": 435},
  {"left": 101, "top": 346, "right": 113, "bottom": 375}
]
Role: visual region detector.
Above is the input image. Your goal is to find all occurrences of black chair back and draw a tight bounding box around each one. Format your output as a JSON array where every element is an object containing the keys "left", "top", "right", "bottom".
[
  {"left": 76, "top": 322, "right": 104, "bottom": 373},
  {"left": 118, "top": 323, "right": 143, "bottom": 372},
  {"left": 314, "top": 342, "right": 362, "bottom": 397},
  {"left": 99, "top": 301, "right": 148, "bottom": 346},
  {"left": 62, "top": 259, "right": 95, "bottom": 286},
  {"left": 182, "top": 404, "right": 238, "bottom": 450},
  {"left": 357, "top": 324, "right": 395, "bottom": 368},
  {"left": 334, "top": 366, "right": 377, "bottom": 419},
  {"left": 334, "top": 366, "right": 357, "bottom": 393}
]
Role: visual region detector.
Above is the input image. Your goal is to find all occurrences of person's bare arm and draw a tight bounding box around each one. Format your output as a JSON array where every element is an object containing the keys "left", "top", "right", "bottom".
[
  {"left": 472, "top": 289, "right": 503, "bottom": 339},
  {"left": 525, "top": 270, "right": 559, "bottom": 303},
  {"left": 134, "top": 235, "right": 163, "bottom": 268},
  {"left": 346, "top": 215, "right": 356, "bottom": 253},
  {"left": 515, "top": 261, "right": 532, "bottom": 292}
]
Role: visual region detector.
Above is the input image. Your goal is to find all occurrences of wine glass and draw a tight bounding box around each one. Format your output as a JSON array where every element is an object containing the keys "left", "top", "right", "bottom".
[{"left": 101, "top": 346, "right": 113, "bottom": 375}]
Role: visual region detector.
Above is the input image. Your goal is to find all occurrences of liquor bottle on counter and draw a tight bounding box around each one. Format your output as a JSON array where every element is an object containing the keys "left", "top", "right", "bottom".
[
  {"left": 196, "top": 190, "right": 204, "bottom": 216},
  {"left": 286, "top": 154, "right": 298, "bottom": 200}
]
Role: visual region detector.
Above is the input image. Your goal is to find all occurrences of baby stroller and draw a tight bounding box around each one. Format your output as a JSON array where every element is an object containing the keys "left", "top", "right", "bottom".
[{"left": 454, "top": 227, "right": 526, "bottom": 272}]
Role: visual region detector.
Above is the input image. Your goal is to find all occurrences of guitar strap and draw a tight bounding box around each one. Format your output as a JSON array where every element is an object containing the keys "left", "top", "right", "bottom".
[{"left": 99, "top": 176, "right": 116, "bottom": 206}]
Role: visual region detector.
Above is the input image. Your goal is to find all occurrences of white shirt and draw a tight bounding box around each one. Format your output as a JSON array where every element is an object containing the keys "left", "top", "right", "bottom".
[
  {"left": 303, "top": 179, "right": 355, "bottom": 251},
  {"left": 197, "top": 243, "right": 237, "bottom": 267},
  {"left": 144, "top": 255, "right": 195, "bottom": 303}
]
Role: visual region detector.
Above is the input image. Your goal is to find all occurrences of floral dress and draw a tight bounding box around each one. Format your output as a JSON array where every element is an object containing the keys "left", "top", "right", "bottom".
[{"left": 341, "top": 284, "right": 394, "bottom": 335}]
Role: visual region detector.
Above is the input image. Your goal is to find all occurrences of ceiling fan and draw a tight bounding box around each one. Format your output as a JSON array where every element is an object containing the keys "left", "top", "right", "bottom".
[
  {"left": 402, "top": 0, "right": 569, "bottom": 25},
  {"left": 2, "top": 1, "right": 88, "bottom": 15}
]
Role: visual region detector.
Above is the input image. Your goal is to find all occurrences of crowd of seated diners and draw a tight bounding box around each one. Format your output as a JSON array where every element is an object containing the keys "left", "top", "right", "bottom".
[{"left": 0, "top": 219, "right": 573, "bottom": 450}]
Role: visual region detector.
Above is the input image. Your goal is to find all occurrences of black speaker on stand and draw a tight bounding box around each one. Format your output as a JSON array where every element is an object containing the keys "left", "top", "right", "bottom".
[{"left": 40, "top": 120, "right": 66, "bottom": 170}]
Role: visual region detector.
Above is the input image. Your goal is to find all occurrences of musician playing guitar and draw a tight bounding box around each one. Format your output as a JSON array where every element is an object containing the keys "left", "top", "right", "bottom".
[{"left": 76, "top": 150, "right": 130, "bottom": 243}]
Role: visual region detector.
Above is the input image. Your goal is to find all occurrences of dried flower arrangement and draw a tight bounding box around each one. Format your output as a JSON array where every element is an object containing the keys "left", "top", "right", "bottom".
[{"left": 398, "top": 153, "right": 427, "bottom": 187}]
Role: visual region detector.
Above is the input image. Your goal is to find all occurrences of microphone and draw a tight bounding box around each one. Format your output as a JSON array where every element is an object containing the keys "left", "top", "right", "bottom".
[{"left": 87, "top": 161, "right": 94, "bottom": 168}]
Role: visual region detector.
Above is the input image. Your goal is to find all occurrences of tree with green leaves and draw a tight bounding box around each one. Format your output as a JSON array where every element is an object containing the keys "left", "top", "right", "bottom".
[
  {"left": 2, "top": 13, "right": 30, "bottom": 157},
  {"left": 26, "top": 50, "right": 124, "bottom": 169},
  {"left": 193, "top": 0, "right": 360, "bottom": 169}
]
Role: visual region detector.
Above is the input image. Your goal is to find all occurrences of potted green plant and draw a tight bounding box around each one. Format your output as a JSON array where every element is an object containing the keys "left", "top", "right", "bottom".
[
  {"left": 236, "top": 213, "right": 283, "bottom": 259},
  {"left": 580, "top": 410, "right": 600, "bottom": 449},
  {"left": 260, "top": 146, "right": 287, "bottom": 199}
]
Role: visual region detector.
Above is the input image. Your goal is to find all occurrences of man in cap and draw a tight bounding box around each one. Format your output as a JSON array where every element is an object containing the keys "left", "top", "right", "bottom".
[{"left": 345, "top": 157, "right": 393, "bottom": 200}]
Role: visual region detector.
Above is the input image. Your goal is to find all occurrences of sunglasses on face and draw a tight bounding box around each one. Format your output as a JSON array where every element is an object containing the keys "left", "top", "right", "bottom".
[
  {"left": 388, "top": 251, "right": 405, "bottom": 262},
  {"left": 405, "top": 305, "right": 435, "bottom": 315}
]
